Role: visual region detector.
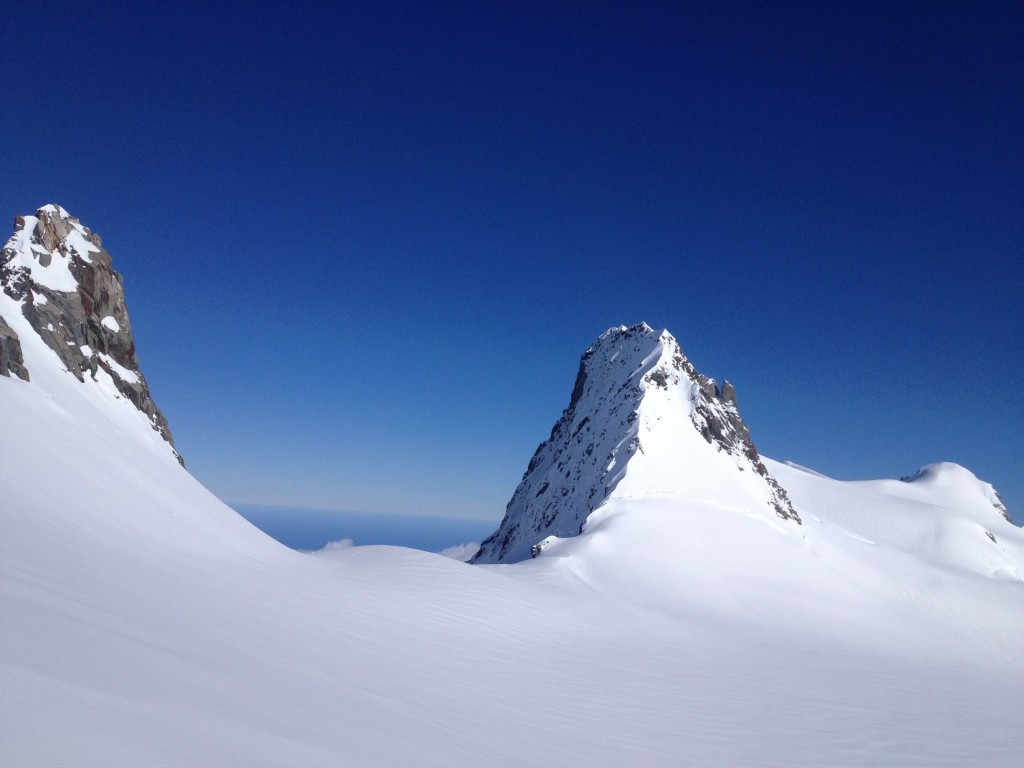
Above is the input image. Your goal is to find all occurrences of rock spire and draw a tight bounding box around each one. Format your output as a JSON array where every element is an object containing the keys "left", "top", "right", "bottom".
[
  {"left": 1, "top": 205, "right": 181, "bottom": 464},
  {"left": 473, "top": 323, "right": 798, "bottom": 563}
]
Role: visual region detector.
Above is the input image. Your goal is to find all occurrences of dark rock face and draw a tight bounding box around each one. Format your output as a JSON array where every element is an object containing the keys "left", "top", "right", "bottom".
[
  {"left": 993, "top": 491, "right": 1011, "bottom": 523},
  {"left": 689, "top": 375, "right": 799, "bottom": 525},
  {"left": 1, "top": 205, "right": 182, "bottom": 465},
  {"left": 0, "top": 316, "right": 29, "bottom": 380}
]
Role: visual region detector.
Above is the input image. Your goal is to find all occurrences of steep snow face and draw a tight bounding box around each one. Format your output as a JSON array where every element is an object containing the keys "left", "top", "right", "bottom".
[
  {"left": 0, "top": 205, "right": 180, "bottom": 461},
  {"left": 473, "top": 323, "right": 797, "bottom": 564}
]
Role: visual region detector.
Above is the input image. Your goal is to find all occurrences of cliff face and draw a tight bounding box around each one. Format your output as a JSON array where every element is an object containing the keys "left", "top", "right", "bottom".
[
  {"left": 0, "top": 315, "right": 28, "bottom": 381},
  {"left": 1, "top": 205, "right": 180, "bottom": 463},
  {"left": 473, "top": 323, "right": 798, "bottom": 564}
]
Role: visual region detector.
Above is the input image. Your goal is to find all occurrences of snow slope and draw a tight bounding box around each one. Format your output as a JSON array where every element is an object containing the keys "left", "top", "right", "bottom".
[{"left": 2, "top": 220, "right": 1022, "bottom": 765}]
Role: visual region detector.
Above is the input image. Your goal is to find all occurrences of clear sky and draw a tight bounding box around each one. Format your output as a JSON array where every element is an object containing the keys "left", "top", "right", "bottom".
[{"left": 2, "top": 1, "right": 1021, "bottom": 523}]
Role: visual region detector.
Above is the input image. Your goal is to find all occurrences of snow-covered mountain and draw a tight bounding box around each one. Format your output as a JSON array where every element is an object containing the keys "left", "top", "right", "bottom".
[
  {"left": 1, "top": 204, "right": 179, "bottom": 461},
  {"left": 2, "top": 206, "right": 1022, "bottom": 767},
  {"left": 473, "top": 323, "right": 798, "bottom": 563}
]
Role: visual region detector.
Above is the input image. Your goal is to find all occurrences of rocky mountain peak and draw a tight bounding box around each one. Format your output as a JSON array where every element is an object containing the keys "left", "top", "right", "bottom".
[
  {"left": 0, "top": 205, "right": 181, "bottom": 465},
  {"left": 472, "top": 323, "right": 798, "bottom": 564}
]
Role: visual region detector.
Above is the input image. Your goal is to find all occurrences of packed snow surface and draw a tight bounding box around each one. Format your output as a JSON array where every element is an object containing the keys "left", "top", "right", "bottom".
[{"left": 2, "top": 320, "right": 1022, "bottom": 766}]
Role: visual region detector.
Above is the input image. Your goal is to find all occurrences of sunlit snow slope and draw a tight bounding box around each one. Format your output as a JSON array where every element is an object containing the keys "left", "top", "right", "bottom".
[{"left": 2, "top": 208, "right": 1022, "bottom": 767}]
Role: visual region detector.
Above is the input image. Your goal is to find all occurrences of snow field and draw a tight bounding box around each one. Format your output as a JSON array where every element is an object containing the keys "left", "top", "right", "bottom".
[{"left": 2, "top": 306, "right": 1022, "bottom": 765}]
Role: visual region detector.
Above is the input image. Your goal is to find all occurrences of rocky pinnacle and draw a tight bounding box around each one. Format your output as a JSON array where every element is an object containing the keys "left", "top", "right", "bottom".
[
  {"left": 473, "top": 323, "right": 799, "bottom": 564},
  {"left": 1, "top": 205, "right": 182, "bottom": 465}
]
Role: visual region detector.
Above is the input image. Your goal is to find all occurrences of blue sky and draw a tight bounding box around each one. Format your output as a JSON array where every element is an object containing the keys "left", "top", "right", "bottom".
[{"left": 2, "top": 1, "right": 1021, "bottom": 523}]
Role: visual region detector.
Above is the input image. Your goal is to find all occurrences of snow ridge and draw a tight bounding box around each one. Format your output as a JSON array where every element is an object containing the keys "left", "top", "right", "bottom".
[
  {"left": 901, "top": 462, "right": 1011, "bottom": 522},
  {"left": 0, "top": 205, "right": 180, "bottom": 462},
  {"left": 472, "top": 323, "right": 798, "bottom": 564}
]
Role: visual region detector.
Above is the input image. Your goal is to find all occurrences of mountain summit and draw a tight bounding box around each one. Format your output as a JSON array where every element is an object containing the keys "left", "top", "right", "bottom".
[
  {"left": 0, "top": 205, "right": 180, "bottom": 463},
  {"left": 473, "top": 323, "right": 798, "bottom": 563}
]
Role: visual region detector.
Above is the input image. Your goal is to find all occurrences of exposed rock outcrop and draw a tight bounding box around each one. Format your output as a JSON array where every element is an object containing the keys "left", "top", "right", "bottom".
[
  {"left": 993, "top": 492, "right": 1011, "bottom": 523},
  {"left": 0, "top": 315, "right": 29, "bottom": 380},
  {"left": 1, "top": 205, "right": 181, "bottom": 464}
]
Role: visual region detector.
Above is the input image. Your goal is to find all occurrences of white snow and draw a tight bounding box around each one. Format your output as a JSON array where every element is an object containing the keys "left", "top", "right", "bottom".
[
  {"left": 782, "top": 459, "right": 830, "bottom": 477},
  {"left": 3, "top": 217, "right": 80, "bottom": 292},
  {"left": 38, "top": 203, "right": 71, "bottom": 217},
  {"left": 64, "top": 226, "right": 98, "bottom": 262},
  {"left": 2, "top": 208, "right": 102, "bottom": 291},
  {"left": 98, "top": 352, "right": 140, "bottom": 383},
  {"left": 2, "top": 315, "right": 1022, "bottom": 767},
  {"left": 101, "top": 315, "right": 120, "bottom": 332}
]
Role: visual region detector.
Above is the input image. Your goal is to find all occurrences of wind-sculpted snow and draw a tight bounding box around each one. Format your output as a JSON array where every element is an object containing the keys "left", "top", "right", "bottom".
[
  {"left": 0, "top": 205, "right": 179, "bottom": 461},
  {"left": 473, "top": 323, "right": 798, "bottom": 563}
]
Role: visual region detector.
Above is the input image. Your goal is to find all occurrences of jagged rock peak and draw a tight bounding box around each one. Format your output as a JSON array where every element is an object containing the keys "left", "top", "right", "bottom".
[
  {"left": 1, "top": 204, "right": 182, "bottom": 465},
  {"left": 472, "top": 323, "right": 798, "bottom": 564}
]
